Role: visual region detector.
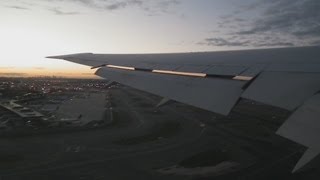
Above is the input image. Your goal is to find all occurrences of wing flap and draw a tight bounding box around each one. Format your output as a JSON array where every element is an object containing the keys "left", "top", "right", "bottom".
[
  {"left": 277, "top": 94, "right": 320, "bottom": 172},
  {"left": 95, "top": 67, "right": 246, "bottom": 115},
  {"left": 292, "top": 149, "right": 319, "bottom": 173},
  {"left": 277, "top": 93, "right": 320, "bottom": 149},
  {"left": 242, "top": 72, "right": 320, "bottom": 110}
]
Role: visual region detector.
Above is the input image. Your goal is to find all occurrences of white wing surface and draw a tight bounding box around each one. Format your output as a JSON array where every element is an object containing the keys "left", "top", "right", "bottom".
[{"left": 47, "top": 46, "right": 320, "bottom": 172}]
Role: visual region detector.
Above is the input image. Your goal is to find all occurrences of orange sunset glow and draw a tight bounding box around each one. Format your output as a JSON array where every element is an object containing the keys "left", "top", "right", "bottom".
[{"left": 0, "top": 66, "right": 97, "bottom": 78}]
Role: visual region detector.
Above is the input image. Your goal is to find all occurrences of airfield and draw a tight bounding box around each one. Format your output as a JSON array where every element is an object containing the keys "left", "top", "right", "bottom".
[{"left": 0, "top": 79, "right": 319, "bottom": 180}]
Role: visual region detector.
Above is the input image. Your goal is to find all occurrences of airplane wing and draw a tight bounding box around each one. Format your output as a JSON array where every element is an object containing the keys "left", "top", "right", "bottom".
[{"left": 47, "top": 46, "right": 320, "bottom": 172}]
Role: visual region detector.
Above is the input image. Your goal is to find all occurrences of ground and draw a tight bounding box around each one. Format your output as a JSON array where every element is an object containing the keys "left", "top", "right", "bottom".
[{"left": 0, "top": 79, "right": 319, "bottom": 180}]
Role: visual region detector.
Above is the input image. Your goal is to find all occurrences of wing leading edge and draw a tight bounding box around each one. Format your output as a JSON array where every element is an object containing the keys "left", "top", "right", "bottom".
[{"left": 47, "top": 46, "right": 320, "bottom": 172}]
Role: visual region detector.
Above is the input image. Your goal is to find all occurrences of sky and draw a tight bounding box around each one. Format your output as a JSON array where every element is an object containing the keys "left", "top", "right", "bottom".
[{"left": 0, "top": 0, "right": 319, "bottom": 78}]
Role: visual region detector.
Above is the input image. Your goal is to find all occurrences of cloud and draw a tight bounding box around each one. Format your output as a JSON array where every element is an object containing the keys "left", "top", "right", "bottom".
[
  {"left": 239, "top": 0, "right": 320, "bottom": 38},
  {"left": 7, "top": 0, "right": 180, "bottom": 15},
  {"left": 311, "top": 39, "right": 320, "bottom": 46},
  {"left": 67, "top": 0, "right": 144, "bottom": 11},
  {"left": 47, "top": 7, "right": 80, "bottom": 15},
  {"left": 5, "top": 5, "right": 29, "bottom": 10},
  {"left": 157, "top": 0, "right": 180, "bottom": 12},
  {"left": 199, "top": 37, "right": 294, "bottom": 47},
  {"left": 74, "top": 0, "right": 180, "bottom": 15},
  {"left": 199, "top": 38, "right": 250, "bottom": 47},
  {"left": 104, "top": 2, "right": 128, "bottom": 10},
  {"left": 201, "top": 0, "right": 320, "bottom": 48}
]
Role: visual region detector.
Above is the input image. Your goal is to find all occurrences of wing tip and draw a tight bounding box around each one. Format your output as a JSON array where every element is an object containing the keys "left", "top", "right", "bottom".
[
  {"left": 46, "top": 55, "right": 64, "bottom": 59},
  {"left": 46, "top": 53, "right": 93, "bottom": 59}
]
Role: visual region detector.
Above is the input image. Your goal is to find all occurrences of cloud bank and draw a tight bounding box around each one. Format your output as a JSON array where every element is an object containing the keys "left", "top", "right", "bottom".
[
  {"left": 5, "top": 0, "right": 180, "bottom": 16},
  {"left": 201, "top": 0, "right": 320, "bottom": 48}
]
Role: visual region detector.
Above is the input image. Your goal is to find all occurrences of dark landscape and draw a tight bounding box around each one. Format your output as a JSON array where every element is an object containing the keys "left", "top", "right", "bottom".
[{"left": 0, "top": 77, "right": 319, "bottom": 179}]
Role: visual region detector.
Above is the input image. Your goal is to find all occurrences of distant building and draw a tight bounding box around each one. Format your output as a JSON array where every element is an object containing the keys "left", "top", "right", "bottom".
[{"left": 0, "top": 100, "right": 44, "bottom": 119}]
